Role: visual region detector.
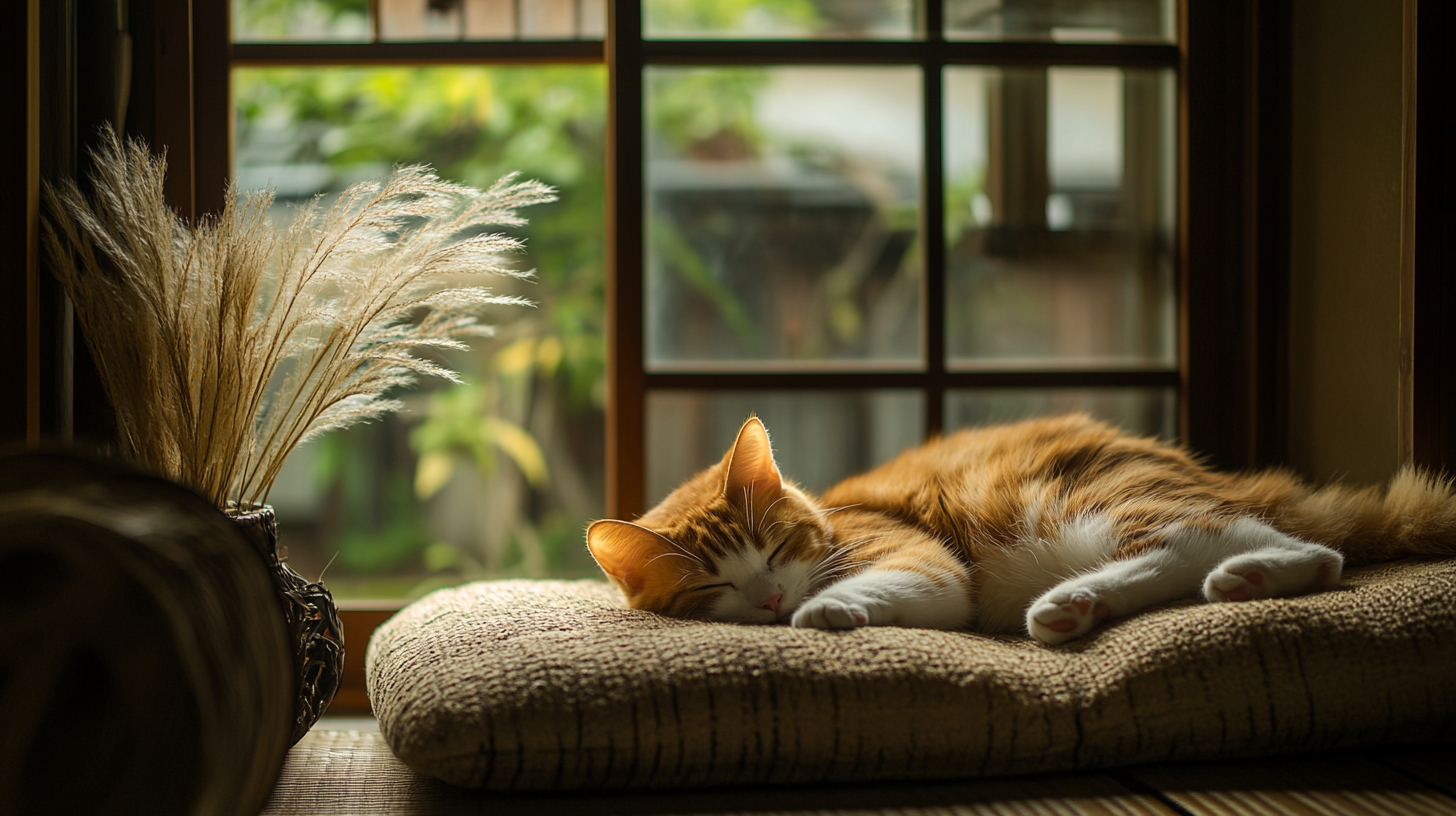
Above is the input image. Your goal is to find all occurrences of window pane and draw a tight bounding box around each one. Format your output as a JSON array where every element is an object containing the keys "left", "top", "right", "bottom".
[
  {"left": 946, "top": 388, "right": 1175, "bottom": 439},
  {"left": 233, "top": 0, "right": 371, "bottom": 42},
  {"left": 644, "top": 0, "right": 918, "bottom": 40},
  {"left": 378, "top": 0, "right": 462, "bottom": 40},
  {"left": 944, "top": 66, "right": 1176, "bottom": 368},
  {"left": 944, "top": 0, "right": 1176, "bottom": 43},
  {"left": 648, "top": 391, "right": 923, "bottom": 504},
  {"left": 233, "top": 66, "right": 607, "bottom": 598},
  {"left": 646, "top": 67, "right": 922, "bottom": 368}
]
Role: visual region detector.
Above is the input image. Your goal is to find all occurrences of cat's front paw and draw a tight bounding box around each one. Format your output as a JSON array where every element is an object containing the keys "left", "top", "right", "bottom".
[
  {"left": 791, "top": 580, "right": 896, "bottom": 629},
  {"left": 791, "top": 593, "right": 874, "bottom": 629},
  {"left": 1027, "top": 589, "right": 1111, "bottom": 645}
]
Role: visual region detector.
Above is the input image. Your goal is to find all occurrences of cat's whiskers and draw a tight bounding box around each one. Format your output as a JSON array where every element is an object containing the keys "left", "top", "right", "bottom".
[
  {"left": 641, "top": 530, "right": 707, "bottom": 568},
  {"left": 757, "top": 496, "right": 792, "bottom": 534},
  {"left": 805, "top": 537, "right": 884, "bottom": 585},
  {"left": 646, "top": 551, "right": 705, "bottom": 568}
]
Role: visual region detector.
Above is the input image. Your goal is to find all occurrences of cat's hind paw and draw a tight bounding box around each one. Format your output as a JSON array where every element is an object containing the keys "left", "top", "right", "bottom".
[
  {"left": 1027, "top": 589, "right": 1111, "bottom": 645},
  {"left": 1203, "top": 546, "right": 1342, "bottom": 603}
]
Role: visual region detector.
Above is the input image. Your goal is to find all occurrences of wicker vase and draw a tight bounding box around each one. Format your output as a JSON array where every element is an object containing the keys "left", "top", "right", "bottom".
[{"left": 229, "top": 507, "right": 345, "bottom": 746}]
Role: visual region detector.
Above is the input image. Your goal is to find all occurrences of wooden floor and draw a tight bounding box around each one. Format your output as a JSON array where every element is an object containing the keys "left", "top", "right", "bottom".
[{"left": 262, "top": 724, "right": 1456, "bottom": 816}]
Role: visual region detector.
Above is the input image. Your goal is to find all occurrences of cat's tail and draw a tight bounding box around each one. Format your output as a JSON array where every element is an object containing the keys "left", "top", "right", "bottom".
[{"left": 1269, "top": 466, "right": 1456, "bottom": 566}]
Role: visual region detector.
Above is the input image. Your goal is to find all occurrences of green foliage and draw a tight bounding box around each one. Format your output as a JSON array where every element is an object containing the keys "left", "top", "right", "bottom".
[
  {"left": 645, "top": 0, "right": 823, "bottom": 36},
  {"left": 646, "top": 68, "right": 770, "bottom": 154},
  {"left": 233, "top": 0, "right": 369, "bottom": 40}
]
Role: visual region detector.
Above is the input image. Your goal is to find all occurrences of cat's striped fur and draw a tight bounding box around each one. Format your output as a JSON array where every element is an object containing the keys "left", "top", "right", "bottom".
[{"left": 587, "top": 414, "right": 1456, "bottom": 643}]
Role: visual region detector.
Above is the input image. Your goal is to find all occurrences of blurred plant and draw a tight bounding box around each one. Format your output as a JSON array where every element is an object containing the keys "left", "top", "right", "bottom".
[
  {"left": 645, "top": 0, "right": 822, "bottom": 37},
  {"left": 233, "top": 0, "right": 369, "bottom": 40}
]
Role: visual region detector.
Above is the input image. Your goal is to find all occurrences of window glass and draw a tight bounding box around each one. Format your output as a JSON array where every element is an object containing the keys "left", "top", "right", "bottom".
[
  {"left": 234, "top": 66, "right": 607, "bottom": 598},
  {"left": 647, "top": 391, "right": 923, "bottom": 504},
  {"left": 944, "top": 0, "right": 1176, "bottom": 43},
  {"left": 645, "top": 66, "right": 922, "bottom": 368},
  {"left": 378, "top": 0, "right": 606, "bottom": 41},
  {"left": 234, "top": 0, "right": 606, "bottom": 43},
  {"left": 946, "top": 388, "right": 1176, "bottom": 439},
  {"left": 233, "top": 0, "right": 372, "bottom": 42},
  {"left": 644, "top": 0, "right": 918, "bottom": 40},
  {"left": 943, "top": 66, "right": 1177, "bottom": 368}
]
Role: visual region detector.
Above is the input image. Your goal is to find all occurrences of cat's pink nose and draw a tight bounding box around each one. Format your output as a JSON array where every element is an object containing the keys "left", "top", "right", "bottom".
[{"left": 759, "top": 593, "right": 783, "bottom": 614}]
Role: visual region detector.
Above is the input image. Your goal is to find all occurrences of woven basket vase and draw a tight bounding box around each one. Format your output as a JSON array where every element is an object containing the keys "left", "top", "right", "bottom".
[{"left": 229, "top": 506, "right": 345, "bottom": 746}]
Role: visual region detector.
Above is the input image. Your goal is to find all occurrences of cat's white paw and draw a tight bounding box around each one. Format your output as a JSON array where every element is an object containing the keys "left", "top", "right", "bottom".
[
  {"left": 791, "top": 592, "right": 876, "bottom": 629},
  {"left": 1027, "top": 588, "right": 1111, "bottom": 645},
  {"left": 1203, "top": 546, "right": 1342, "bottom": 603}
]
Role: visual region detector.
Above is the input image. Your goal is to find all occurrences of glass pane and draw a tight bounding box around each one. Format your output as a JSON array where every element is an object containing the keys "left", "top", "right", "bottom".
[
  {"left": 233, "top": 0, "right": 371, "bottom": 42},
  {"left": 233, "top": 66, "right": 607, "bottom": 598},
  {"left": 519, "top": 0, "right": 576, "bottom": 38},
  {"left": 645, "top": 0, "right": 918, "bottom": 40},
  {"left": 379, "top": 0, "right": 462, "bottom": 40},
  {"left": 462, "top": 0, "right": 516, "bottom": 39},
  {"left": 646, "top": 67, "right": 922, "bottom": 368},
  {"left": 946, "top": 388, "right": 1176, "bottom": 439},
  {"left": 944, "top": 66, "right": 1177, "bottom": 368},
  {"left": 944, "top": 0, "right": 1176, "bottom": 43},
  {"left": 648, "top": 391, "right": 923, "bottom": 504}
]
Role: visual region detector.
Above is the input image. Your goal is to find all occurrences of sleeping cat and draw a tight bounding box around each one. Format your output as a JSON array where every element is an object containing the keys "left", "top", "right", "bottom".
[{"left": 587, "top": 414, "right": 1456, "bottom": 644}]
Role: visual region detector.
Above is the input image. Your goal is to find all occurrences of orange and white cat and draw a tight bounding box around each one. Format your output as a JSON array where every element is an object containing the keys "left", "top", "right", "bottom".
[{"left": 587, "top": 414, "right": 1456, "bottom": 644}]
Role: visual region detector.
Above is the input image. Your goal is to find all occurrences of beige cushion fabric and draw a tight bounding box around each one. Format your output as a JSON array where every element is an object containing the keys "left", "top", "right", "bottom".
[{"left": 366, "top": 559, "right": 1456, "bottom": 791}]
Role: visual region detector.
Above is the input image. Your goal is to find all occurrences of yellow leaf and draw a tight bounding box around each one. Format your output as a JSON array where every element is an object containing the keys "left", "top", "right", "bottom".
[
  {"left": 495, "top": 339, "right": 536, "bottom": 376},
  {"left": 482, "top": 416, "right": 549, "bottom": 488},
  {"left": 535, "top": 336, "right": 563, "bottom": 373},
  {"left": 414, "top": 451, "right": 455, "bottom": 500}
]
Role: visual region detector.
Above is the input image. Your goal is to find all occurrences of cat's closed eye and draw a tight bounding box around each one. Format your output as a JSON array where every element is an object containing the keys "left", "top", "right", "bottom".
[
  {"left": 766, "top": 542, "right": 785, "bottom": 566},
  {"left": 692, "top": 583, "right": 733, "bottom": 592}
]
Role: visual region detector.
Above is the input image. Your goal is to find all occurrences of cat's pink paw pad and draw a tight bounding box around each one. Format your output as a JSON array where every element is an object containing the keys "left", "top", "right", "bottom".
[
  {"left": 791, "top": 594, "right": 873, "bottom": 629},
  {"left": 1028, "top": 592, "right": 1108, "bottom": 645},
  {"left": 1204, "top": 566, "right": 1271, "bottom": 603}
]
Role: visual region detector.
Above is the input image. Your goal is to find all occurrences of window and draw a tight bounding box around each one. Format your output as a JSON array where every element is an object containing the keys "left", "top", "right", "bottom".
[{"left": 607, "top": 0, "right": 1183, "bottom": 518}]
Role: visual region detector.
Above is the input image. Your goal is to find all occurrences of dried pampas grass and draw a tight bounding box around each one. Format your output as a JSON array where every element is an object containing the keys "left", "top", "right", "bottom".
[{"left": 42, "top": 126, "right": 555, "bottom": 510}]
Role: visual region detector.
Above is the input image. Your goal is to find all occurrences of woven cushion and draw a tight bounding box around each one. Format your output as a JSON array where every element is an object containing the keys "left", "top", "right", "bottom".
[{"left": 366, "top": 559, "right": 1456, "bottom": 791}]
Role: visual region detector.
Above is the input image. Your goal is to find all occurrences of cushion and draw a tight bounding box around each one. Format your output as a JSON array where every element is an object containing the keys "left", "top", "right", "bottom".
[{"left": 365, "top": 559, "right": 1456, "bottom": 791}]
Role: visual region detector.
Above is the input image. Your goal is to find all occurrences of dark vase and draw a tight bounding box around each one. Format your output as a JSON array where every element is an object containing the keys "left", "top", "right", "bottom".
[{"left": 229, "top": 506, "right": 344, "bottom": 745}]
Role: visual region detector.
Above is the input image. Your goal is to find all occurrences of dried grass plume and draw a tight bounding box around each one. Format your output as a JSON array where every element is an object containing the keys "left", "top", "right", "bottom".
[{"left": 42, "top": 126, "right": 556, "bottom": 510}]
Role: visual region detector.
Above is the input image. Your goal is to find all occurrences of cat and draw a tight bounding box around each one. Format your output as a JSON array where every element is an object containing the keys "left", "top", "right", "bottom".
[{"left": 587, "top": 414, "right": 1456, "bottom": 644}]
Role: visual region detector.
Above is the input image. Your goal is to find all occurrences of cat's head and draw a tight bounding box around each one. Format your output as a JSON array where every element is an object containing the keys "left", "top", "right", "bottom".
[{"left": 587, "top": 416, "right": 832, "bottom": 624}]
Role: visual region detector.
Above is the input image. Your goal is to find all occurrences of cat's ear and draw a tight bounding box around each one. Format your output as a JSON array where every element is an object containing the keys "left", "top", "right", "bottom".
[
  {"left": 722, "top": 416, "right": 783, "bottom": 512},
  {"left": 586, "top": 520, "right": 681, "bottom": 596}
]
